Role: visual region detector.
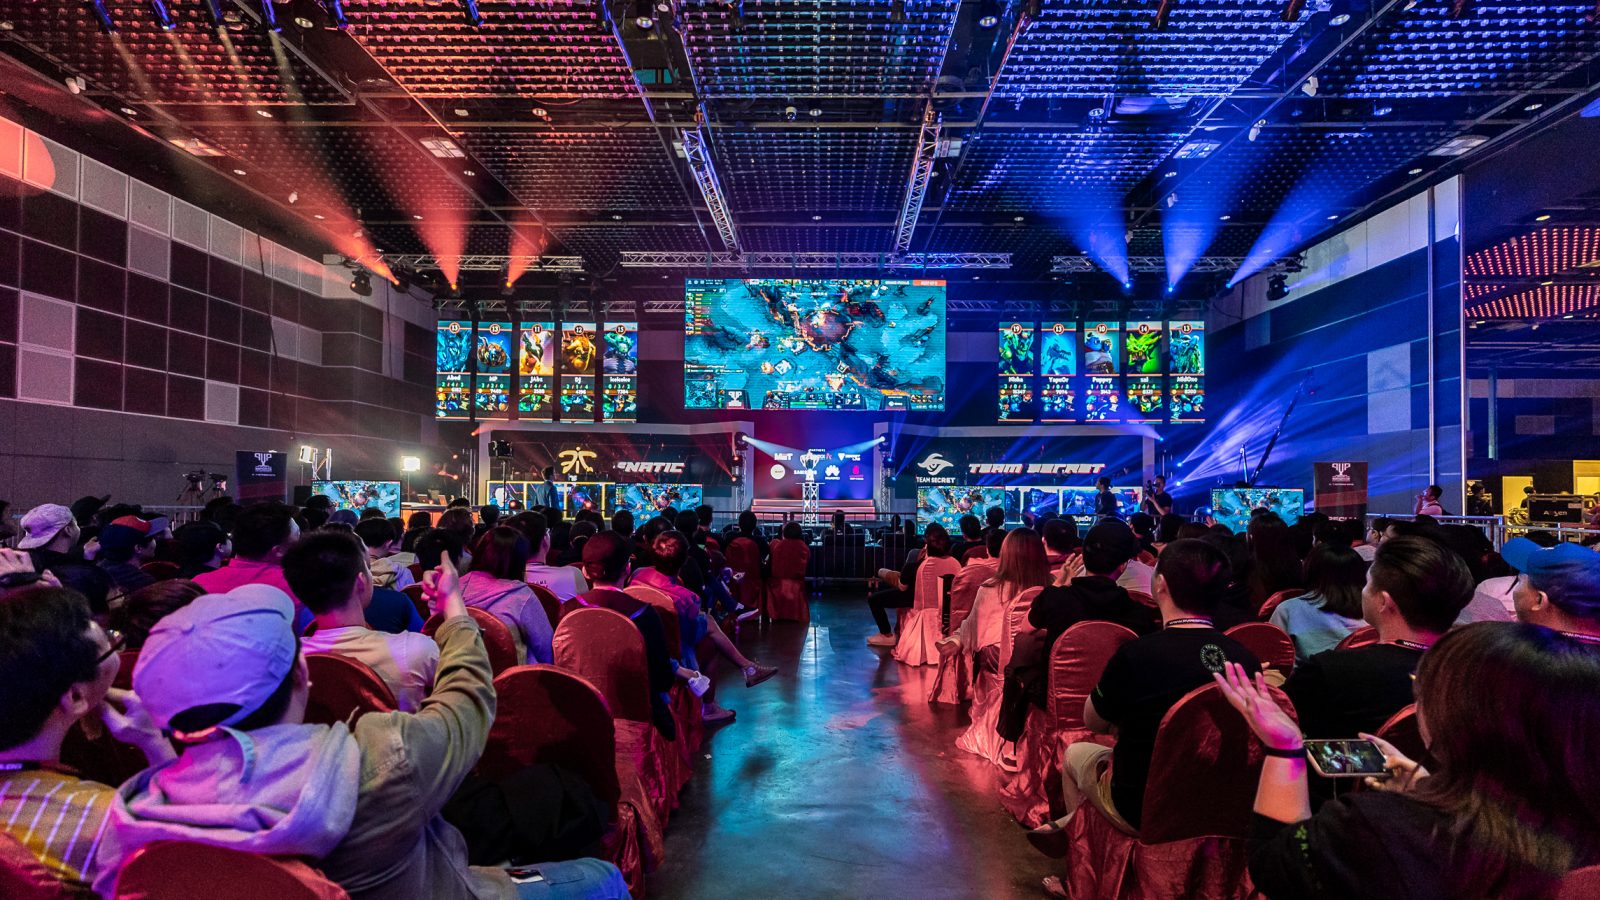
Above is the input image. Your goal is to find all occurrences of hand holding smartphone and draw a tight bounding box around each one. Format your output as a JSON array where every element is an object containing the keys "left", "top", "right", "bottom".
[{"left": 1304, "top": 739, "right": 1390, "bottom": 778}]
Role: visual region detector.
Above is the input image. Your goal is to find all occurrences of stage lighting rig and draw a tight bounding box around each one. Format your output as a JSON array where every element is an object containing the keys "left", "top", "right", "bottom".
[
  {"left": 259, "top": 0, "right": 280, "bottom": 32},
  {"left": 149, "top": 0, "right": 176, "bottom": 30},
  {"left": 632, "top": 0, "right": 655, "bottom": 29},
  {"left": 1267, "top": 273, "right": 1290, "bottom": 302},
  {"left": 462, "top": 0, "right": 483, "bottom": 27},
  {"left": 349, "top": 269, "right": 372, "bottom": 297},
  {"left": 88, "top": 0, "right": 118, "bottom": 33},
  {"left": 323, "top": 0, "right": 349, "bottom": 28},
  {"left": 977, "top": 0, "right": 1001, "bottom": 28}
]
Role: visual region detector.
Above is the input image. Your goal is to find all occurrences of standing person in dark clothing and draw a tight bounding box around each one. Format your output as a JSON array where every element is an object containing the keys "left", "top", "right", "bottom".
[
  {"left": 1093, "top": 477, "right": 1120, "bottom": 520},
  {"left": 1029, "top": 520, "right": 1155, "bottom": 649},
  {"left": 1141, "top": 475, "right": 1173, "bottom": 518},
  {"left": 1283, "top": 536, "right": 1473, "bottom": 740},
  {"left": 1030, "top": 538, "right": 1261, "bottom": 861}
]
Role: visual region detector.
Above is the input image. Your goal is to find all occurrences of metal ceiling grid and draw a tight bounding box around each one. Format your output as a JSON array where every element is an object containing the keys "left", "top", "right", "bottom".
[
  {"left": 943, "top": 128, "right": 1190, "bottom": 215},
  {"left": 716, "top": 130, "right": 918, "bottom": 213},
  {"left": 919, "top": 223, "right": 1076, "bottom": 272},
  {"left": 340, "top": 0, "right": 639, "bottom": 99},
  {"left": 0, "top": 0, "right": 347, "bottom": 106},
  {"left": 1466, "top": 284, "right": 1600, "bottom": 319},
  {"left": 187, "top": 123, "right": 482, "bottom": 214},
  {"left": 739, "top": 224, "right": 893, "bottom": 253},
  {"left": 1467, "top": 227, "right": 1600, "bottom": 278},
  {"left": 994, "top": 0, "right": 1308, "bottom": 99},
  {"left": 1321, "top": 2, "right": 1600, "bottom": 98},
  {"left": 464, "top": 129, "right": 693, "bottom": 217},
  {"left": 676, "top": 0, "right": 962, "bottom": 98},
  {"left": 556, "top": 222, "right": 711, "bottom": 271}
]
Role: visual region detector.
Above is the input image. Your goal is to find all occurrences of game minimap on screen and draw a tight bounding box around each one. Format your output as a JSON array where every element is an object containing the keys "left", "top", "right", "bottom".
[{"left": 684, "top": 278, "right": 946, "bottom": 411}]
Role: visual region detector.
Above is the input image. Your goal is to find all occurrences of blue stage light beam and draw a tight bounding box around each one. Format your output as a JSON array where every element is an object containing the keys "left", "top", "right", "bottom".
[
  {"left": 201, "top": 0, "right": 225, "bottom": 26},
  {"left": 1226, "top": 167, "right": 1348, "bottom": 288},
  {"left": 1161, "top": 161, "right": 1253, "bottom": 291}
]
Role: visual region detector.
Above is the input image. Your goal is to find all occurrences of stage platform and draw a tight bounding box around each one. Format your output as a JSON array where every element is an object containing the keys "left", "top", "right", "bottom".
[{"left": 751, "top": 498, "right": 877, "bottom": 524}]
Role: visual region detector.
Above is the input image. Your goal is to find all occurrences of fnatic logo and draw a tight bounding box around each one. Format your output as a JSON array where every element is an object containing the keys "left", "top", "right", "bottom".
[
  {"left": 918, "top": 453, "right": 955, "bottom": 477},
  {"left": 558, "top": 447, "right": 597, "bottom": 476},
  {"left": 615, "top": 461, "right": 685, "bottom": 475}
]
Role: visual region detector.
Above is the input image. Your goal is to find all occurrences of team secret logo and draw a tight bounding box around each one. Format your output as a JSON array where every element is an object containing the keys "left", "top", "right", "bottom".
[
  {"left": 967, "top": 462, "right": 1106, "bottom": 476},
  {"left": 917, "top": 453, "right": 955, "bottom": 477},
  {"left": 558, "top": 447, "right": 597, "bottom": 477},
  {"left": 614, "top": 461, "right": 686, "bottom": 476}
]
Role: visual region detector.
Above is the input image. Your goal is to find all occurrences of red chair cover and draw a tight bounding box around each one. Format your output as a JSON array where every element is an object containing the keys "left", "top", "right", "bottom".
[
  {"left": 302, "top": 654, "right": 398, "bottom": 727},
  {"left": 1126, "top": 591, "right": 1157, "bottom": 609},
  {"left": 528, "top": 582, "right": 564, "bottom": 629},
  {"left": 766, "top": 539, "right": 810, "bottom": 621},
  {"left": 422, "top": 607, "right": 519, "bottom": 675},
  {"left": 894, "top": 556, "right": 963, "bottom": 666},
  {"left": 113, "top": 841, "right": 349, "bottom": 900},
  {"left": 998, "top": 586, "right": 1044, "bottom": 672},
  {"left": 948, "top": 559, "right": 996, "bottom": 631},
  {"left": 1559, "top": 866, "right": 1600, "bottom": 900},
  {"left": 401, "top": 584, "right": 427, "bottom": 621},
  {"left": 1000, "top": 621, "right": 1138, "bottom": 827},
  {"left": 1224, "top": 622, "right": 1297, "bottom": 673},
  {"left": 1256, "top": 588, "right": 1302, "bottom": 620},
  {"left": 1376, "top": 703, "right": 1425, "bottom": 764},
  {"left": 1059, "top": 683, "right": 1299, "bottom": 900},
  {"left": 1336, "top": 625, "right": 1380, "bottom": 650},
  {"left": 724, "top": 536, "right": 767, "bottom": 615},
  {"left": 138, "top": 561, "right": 179, "bottom": 580},
  {"left": 0, "top": 831, "right": 71, "bottom": 900}
]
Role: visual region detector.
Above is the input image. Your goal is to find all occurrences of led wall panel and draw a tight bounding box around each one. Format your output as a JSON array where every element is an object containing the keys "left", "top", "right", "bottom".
[
  {"left": 602, "top": 320, "right": 638, "bottom": 422},
  {"left": 517, "top": 321, "right": 554, "bottom": 421}
]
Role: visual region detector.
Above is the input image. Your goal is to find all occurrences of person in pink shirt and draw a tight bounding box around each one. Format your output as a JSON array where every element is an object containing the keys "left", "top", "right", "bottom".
[
  {"left": 192, "top": 503, "right": 307, "bottom": 630},
  {"left": 632, "top": 530, "right": 776, "bottom": 688}
]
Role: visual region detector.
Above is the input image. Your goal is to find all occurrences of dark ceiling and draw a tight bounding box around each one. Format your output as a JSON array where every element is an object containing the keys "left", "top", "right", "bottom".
[{"left": 0, "top": 0, "right": 1597, "bottom": 307}]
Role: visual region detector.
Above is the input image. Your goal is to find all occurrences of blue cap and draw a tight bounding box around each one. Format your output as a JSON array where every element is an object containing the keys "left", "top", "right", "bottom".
[{"left": 1499, "top": 538, "right": 1600, "bottom": 619}]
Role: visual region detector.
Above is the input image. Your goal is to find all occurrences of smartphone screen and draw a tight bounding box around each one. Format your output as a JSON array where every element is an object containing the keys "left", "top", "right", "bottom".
[
  {"left": 1304, "top": 739, "right": 1389, "bottom": 778},
  {"left": 505, "top": 866, "right": 546, "bottom": 884}
]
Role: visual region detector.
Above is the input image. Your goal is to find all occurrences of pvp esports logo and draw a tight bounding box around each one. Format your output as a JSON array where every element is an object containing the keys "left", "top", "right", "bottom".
[
  {"left": 918, "top": 453, "right": 955, "bottom": 477},
  {"left": 253, "top": 453, "right": 275, "bottom": 474},
  {"left": 1331, "top": 462, "right": 1353, "bottom": 484},
  {"left": 558, "top": 447, "right": 597, "bottom": 477}
]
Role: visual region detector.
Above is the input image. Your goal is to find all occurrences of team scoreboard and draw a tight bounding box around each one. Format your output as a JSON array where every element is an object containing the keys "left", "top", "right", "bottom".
[
  {"left": 993, "top": 316, "right": 1205, "bottom": 425},
  {"left": 435, "top": 316, "right": 642, "bottom": 422}
]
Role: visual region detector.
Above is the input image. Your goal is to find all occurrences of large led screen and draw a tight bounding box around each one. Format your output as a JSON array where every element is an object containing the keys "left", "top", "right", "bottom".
[
  {"left": 611, "top": 483, "right": 704, "bottom": 519},
  {"left": 1210, "top": 487, "right": 1304, "bottom": 532},
  {"left": 916, "top": 486, "right": 1018, "bottom": 530},
  {"left": 684, "top": 278, "right": 947, "bottom": 411},
  {"left": 311, "top": 480, "right": 401, "bottom": 517}
]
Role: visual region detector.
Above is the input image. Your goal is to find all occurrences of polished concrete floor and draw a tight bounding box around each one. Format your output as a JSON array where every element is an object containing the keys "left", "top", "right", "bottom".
[{"left": 652, "top": 591, "right": 1056, "bottom": 900}]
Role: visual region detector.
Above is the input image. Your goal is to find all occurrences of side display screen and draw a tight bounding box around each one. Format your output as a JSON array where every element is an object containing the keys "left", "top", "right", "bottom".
[
  {"left": 997, "top": 321, "right": 1035, "bottom": 422},
  {"left": 517, "top": 322, "right": 554, "bottom": 421},
  {"left": 435, "top": 319, "right": 471, "bottom": 420},
  {"left": 602, "top": 321, "right": 638, "bottom": 422},
  {"left": 473, "top": 321, "right": 513, "bottom": 419}
]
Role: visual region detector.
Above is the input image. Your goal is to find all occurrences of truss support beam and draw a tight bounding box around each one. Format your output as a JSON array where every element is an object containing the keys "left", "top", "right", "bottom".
[
  {"left": 384, "top": 254, "right": 585, "bottom": 273},
  {"left": 1052, "top": 256, "right": 1289, "bottom": 275},
  {"left": 680, "top": 127, "right": 740, "bottom": 253},
  {"left": 893, "top": 104, "right": 941, "bottom": 255},
  {"left": 621, "top": 251, "right": 1010, "bottom": 270}
]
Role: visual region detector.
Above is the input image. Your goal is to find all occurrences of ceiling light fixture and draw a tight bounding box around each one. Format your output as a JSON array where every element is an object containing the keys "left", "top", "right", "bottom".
[
  {"left": 150, "top": 0, "right": 177, "bottom": 30},
  {"left": 1248, "top": 120, "right": 1266, "bottom": 142},
  {"left": 453, "top": 108, "right": 469, "bottom": 117},
  {"left": 977, "top": 0, "right": 1001, "bottom": 28},
  {"left": 1536, "top": 214, "right": 1552, "bottom": 222},
  {"left": 292, "top": 15, "right": 314, "bottom": 28},
  {"left": 1525, "top": 102, "right": 1544, "bottom": 112},
  {"left": 1330, "top": 13, "right": 1351, "bottom": 25},
  {"left": 232, "top": 168, "right": 247, "bottom": 175},
  {"left": 255, "top": 108, "right": 273, "bottom": 118},
  {"left": 120, "top": 107, "right": 138, "bottom": 117},
  {"left": 1013, "top": 216, "right": 1025, "bottom": 222},
  {"left": 1220, "top": 214, "right": 1231, "bottom": 221},
  {"left": 313, "top": 214, "right": 325, "bottom": 220},
  {"left": 462, "top": 169, "right": 476, "bottom": 176},
  {"left": 1409, "top": 167, "right": 1424, "bottom": 175},
  {"left": 632, "top": 0, "right": 654, "bottom": 29},
  {"left": 811, "top": 215, "right": 822, "bottom": 221},
  {"left": 412, "top": 214, "right": 424, "bottom": 220}
]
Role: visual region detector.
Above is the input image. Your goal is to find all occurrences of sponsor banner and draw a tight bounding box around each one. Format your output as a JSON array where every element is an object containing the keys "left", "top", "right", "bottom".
[
  {"left": 1313, "top": 461, "right": 1369, "bottom": 519},
  {"left": 234, "top": 451, "right": 288, "bottom": 504}
]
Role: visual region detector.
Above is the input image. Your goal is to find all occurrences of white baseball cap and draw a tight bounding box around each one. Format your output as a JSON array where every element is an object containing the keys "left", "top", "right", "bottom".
[{"left": 16, "top": 504, "right": 74, "bottom": 550}]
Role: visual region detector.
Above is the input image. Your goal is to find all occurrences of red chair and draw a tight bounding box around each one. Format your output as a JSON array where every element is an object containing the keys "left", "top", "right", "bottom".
[
  {"left": 0, "top": 831, "right": 71, "bottom": 900},
  {"left": 948, "top": 558, "right": 996, "bottom": 633},
  {"left": 60, "top": 648, "right": 151, "bottom": 785},
  {"left": 998, "top": 586, "right": 1045, "bottom": 674},
  {"left": 999, "top": 621, "right": 1138, "bottom": 827},
  {"left": 894, "top": 555, "right": 963, "bottom": 666},
  {"left": 113, "top": 841, "right": 349, "bottom": 899},
  {"left": 1257, "top": 588, "right": 1303, "bottom": 620},
  {"left": 401, "top": 583, "right": 427, "bottom": 620},
  {"left": 1126, "top": 590, "right": 1157, "bottom": 609},
  {"left": 138, "top": 561, "right": 179, "bottom": 580},
  {"left": 1336, "top": 625, "right": 1380, "bottom": 650},
  {"left": 477, "top": 665, "right": 658, "bottom": 896},
  {"left": 1376, "top": 703, "right": 1425, "bottom": 765},
  {"left": 1059, "top": 683, "right": 1299, "bottom": 899},
  {"left": 1559, "top": 866, "right": 1600, "bottom": 900},
  {"left": 302, "top": 654, "right": 398, "bottom": 727},
  {"left": 766, "top": 538, "right": 811, "bottom": 621},
  {"left": 1226, "top": 622, "right": 1297, "bottom": 673},
  {"left": 528, "top": 581, "right": 563, "bottom": 629},
  {"left": 723, "top": 535, "right": 766, "bottom": 616},
  {"left": 422, "top": 607, "right": 519, "bottom": 675},
  {"left": 552, "top": 608, "right": 680, "bottom": 838}
]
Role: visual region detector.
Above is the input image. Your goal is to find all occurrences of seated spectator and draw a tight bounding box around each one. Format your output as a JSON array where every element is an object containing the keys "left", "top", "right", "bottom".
[
  {"left": 16, "top": 503, "right": 82, "bottom": 572},
  {"left": 1, "top": 587, "right": 175, "bottom": 894},
  {"left": 611, "top": 509, "right": 635, "bottom": 540},
  {"left": 91, "top": 574, "right": 628, "bottom": 899},
  {"left": 951, "top": 515, "right": 985, "bottom": 563},
  {"left": 461, "top": 526, "right": 553, "bottom": 665},
  {"left": 866, "top": 524, "right": 950, "bottom": 647},
  {"left": 949, "top": 527, "right": 1005, "bottom": 615},
  {"left": 1284, "top": 535, "right": 1473, "bottom": 740},
  {"left": 1029, "top": 520, "right": 1155, "bottom": 651},
  {"left": 1503, "top": 537, "right": 1600, "bottom": 641},
  {"left": 171, "top": 520, "right": 229, "bottom": 579},
  {"left": 1127, "top": 513, "right": 1157, "bottom": 554},
  {"left": 437, "top": 506, "right": 478, "bottom": 566},
  {"left": 635, "top": 530, "right": 775, "bottom": 687},
  {"left": 355, "top": 518, "right": 415, "bottom": 590},
  {"left": 193, "top": 502, "right": 307, "bottom": 628},
  {"left": 735, "top": 510, "right": 770, "bottom": 564},
  {"left": 513, "top": 511, "right": 590, "bottom": 601},
  {"left": 1223, "top": 623, "right": 1600, "bottom": 898},
  {"left": 557, "top": 520, "right": 598, "bottom": 566},
  {"left": 1117, "top": 514, "right": 1156, "bottom": 596},
  {"left": 110, "top": 579, "right": 204, "bottom": 649},
  {"left": 414, "top": 527, "right": 464, "bottom": 573},
  {"left": 1270, "top": 543, "right": 1369, "bottom": 665},
  {"left": 569, "top": 532, "right": 680, "bottom": 737},
  {"left": 1245, "top": 513, "right": 1304, "bottom": 612},
  {"left": 287, "top": 531, "right": 438, "bottom": 713},
  {"left": 1154, "top": 513, "right": 1185, "bottom": 550},
  {"left": 1031, "top": 539, "right": 1261, "bottom": 853},
  {"left": 826, "top": 510, "right": 854, "bottom": 538},
  {"left": 1041, "top": 518, "right": 1079, "bottom": 569},
  {"left": 93, "top": 515, "right": 159, "bottom": 597},
  {"left": 400, "top": 511, "right": 433, "bottom": 553},
  {"left": 476, "top": 504, "right": 500, "bottom": 542}
]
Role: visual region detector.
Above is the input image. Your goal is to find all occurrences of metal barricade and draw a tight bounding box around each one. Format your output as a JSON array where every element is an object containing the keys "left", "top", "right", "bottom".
[{"left": 1360, "top": 513, "right": 1600, "bottom": 550}]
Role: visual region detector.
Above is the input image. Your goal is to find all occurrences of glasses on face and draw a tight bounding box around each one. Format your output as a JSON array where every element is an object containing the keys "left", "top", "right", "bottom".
[{"left": 96, "top": 628, "right": 126, "bottom": 665}]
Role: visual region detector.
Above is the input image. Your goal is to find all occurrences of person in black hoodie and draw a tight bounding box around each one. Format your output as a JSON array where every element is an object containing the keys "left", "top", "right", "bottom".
[{"left": 1029, "top": 520, "right": 1157, "bottom": 648}]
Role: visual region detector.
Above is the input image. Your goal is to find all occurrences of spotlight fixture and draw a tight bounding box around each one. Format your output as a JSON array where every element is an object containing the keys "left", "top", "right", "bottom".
[
  {"left": 977, "top": 0, "right": 1001, "bottom": 28},
  {"left": 401, "top": 456, "right": 422, "bottom": 473},
  {"left": 462, "top": 0, "right": 483, "bottom": 27},
  {"left": 287, "top": 190, "right": 298, "bottom": 204},
  {"left": 259, "top": 0, "right": 280, "bottom": 32},
  {"left": 1536, "top": 214, "right": 1552, "bottom": 222},
  {"left": 88, "top": 0, "right": 118, "bottom": 33},
  {"left": 1248, "top": 119, "right": 1265, "bottom": 142},
  {"left": 349, "top": 269, "right": 372, "bottom": 297},
  {"left": 1330, "top": 13, "right": 1351, "bottom": 25},
  {"left": 149, "top": 0, "right": 176, "bottom": 30},
  {"left": 1408, "top": 167, "right": 1424, "bottom": 175},
  {"left": 322, "top": 0, "right": 348, "bottom": 28},
  {"left": 632, "top": 0, "right": 654, "bottom": 29},
  {"left": 297, "top": 445, "right": 317, "bottom": 465},
  {"left": 1300, "top": 76, "right": 1319, "bottom": 98},
  {"left": 1267, "top": 273, "right": 1290, "bottom": 302}
]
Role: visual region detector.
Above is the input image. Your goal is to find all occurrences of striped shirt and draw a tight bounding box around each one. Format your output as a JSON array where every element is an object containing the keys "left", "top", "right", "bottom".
[{"left": 0, "top": 769, "right": 115, "bottom": 894}]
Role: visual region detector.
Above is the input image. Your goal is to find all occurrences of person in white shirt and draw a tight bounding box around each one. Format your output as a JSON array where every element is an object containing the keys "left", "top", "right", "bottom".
[
  {"left": 511, "top": 510, "right": 589, "bottom": 601},
  {"left": 1414, "top": 484, "right": 1447, "bottom": 517},
  {"left": 285, "top": 530, "right": 439, "bottom": 712}
]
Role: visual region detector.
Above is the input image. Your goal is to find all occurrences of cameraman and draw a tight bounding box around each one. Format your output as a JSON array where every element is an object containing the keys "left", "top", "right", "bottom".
[{"left": 1142, "top": 475, "right": 1173, "bottom": 518}]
